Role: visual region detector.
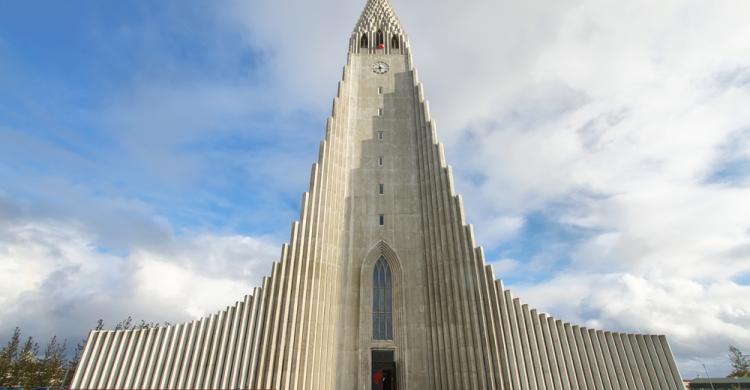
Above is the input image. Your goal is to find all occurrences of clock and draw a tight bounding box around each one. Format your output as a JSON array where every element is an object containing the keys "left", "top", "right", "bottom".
[{"left": 372, "top": 61, "right": 389, "bottom": 74}]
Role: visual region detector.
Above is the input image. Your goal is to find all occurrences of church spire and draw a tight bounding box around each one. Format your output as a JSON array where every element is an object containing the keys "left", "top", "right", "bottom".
[{"left": 350, "top": 0, "right": 407, "bottom": 54}]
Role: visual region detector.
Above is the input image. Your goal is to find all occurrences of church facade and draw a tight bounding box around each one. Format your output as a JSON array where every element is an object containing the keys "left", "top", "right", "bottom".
[{"left": 70, "top": 1, "right": 685, "bottom": 389}]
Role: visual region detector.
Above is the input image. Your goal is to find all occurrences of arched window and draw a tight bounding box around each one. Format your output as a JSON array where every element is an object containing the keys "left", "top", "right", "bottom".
[
  {"left": 376, "top": 30, "right": 385, "bottom": 48},
  {"left": 391, "top": 35, "right": 400, "bottom": 49},
  {"left": 372, "top": 257, "right": 392, "bottom": 340},
  {"left": 360, "top": 33, "right": 369, "bottom": 48}
]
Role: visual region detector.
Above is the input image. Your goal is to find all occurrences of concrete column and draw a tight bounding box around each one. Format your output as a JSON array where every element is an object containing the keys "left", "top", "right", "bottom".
[
  {"left": 111, "top": 330, "right": 136, "bottom": 389},
  {"left": 555, "top": 321, "right": 578, "bottom": 389},
  {"left": 171, "top": 322, "right": 194, "bottom": 389},
  {"left": 572, "top": 326, "right": 595, "bottom": 389},
  {"left": 149, "top": 325, "right": 174, "bottom": 389},
  {"left": 531, "top": 310, "right": 555, "bottom": 389},
  {"left": 91, "top": 331, "right": 114, "bottom": 389},
  {"left": 548, "top": 318, "right": 571, "bottom": 390},
  {"left": 611, "top": 332, "right": 637, "bottom": 389},
  {"left": 596, "top": 330, "right": 621, "bottom": 390},
  {"left": 508, "top": 294, "right": 530, "bottom": 390},
  {"left": 619, "top": 332, "right": 645, "bottom": 390},
  {"left": 539, "top": 315, "right": 563, "bottom": 389},
  {"left": 581, "top": 328, "right": 605, "bottom": 389},
  {"left": 522, "top": 305, "right": 546, "bottom": 390},
  {"left": 589, "top": 329, "right": 613, "bottom": 390},
  {"left": 635, "top": 335, "right": 660, "bottom": 390},
  {"left": 132, "top": 328, "right": 156, "bottom": 389},
  {"left": 186, "top": 317, "right": 208, "bottom": 389},
  {"left": 96, "top": 331, "right": 121, "bottom": 389},
  {"left": 563, "top": 323, "right": 586, "bottom": 390},
  {"left": 645, "top": 335, "right": 671, "bottom": 389}
]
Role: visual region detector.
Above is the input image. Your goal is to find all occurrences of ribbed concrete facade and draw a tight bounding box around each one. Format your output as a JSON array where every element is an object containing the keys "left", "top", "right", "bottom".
[{"left": 70, "top": 1, "right": 684, "bottom": 389}]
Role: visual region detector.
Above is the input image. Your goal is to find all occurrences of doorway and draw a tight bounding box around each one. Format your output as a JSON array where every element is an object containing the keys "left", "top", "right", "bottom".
[{"left": 371, "top": 350, "right": 397, "bottom": 390}]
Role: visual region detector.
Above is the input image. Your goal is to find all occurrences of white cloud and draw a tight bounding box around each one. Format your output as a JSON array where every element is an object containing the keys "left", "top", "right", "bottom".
[
  {"left": 476, "top": 215, "right": 525, "bottom": 248},
  {"left": 0, "top": 220, "right": 123, "bottom": 314},
  {"left": 0, "top": 210, "right": 278, "bottom": 350},
  {"left": 492, "top": 258, "right": 521, "bottom": 276},
  {"left": 130, "top": 233, "right": 278, "bottom": 318}
]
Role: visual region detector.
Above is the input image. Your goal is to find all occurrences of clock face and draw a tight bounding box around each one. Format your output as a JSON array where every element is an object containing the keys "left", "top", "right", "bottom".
[{"left": 372, "top": 61, "right": 389, "bottom": 74}]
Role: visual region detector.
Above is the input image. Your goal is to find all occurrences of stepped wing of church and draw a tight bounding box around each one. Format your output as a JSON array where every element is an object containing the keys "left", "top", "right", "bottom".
[{"left": 71, "top": 1, "right": 684, "bottom": 389}]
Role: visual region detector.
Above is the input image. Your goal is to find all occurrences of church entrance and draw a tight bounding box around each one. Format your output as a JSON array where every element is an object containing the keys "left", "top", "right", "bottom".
[{"left": 371, "top": 350, "right": 397, "bottom": 390}]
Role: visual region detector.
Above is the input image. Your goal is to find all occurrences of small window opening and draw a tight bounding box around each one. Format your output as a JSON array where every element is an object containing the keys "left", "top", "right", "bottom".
[
  {"left": 376, "top": 30, "right": 385, "bottom": 49},
  {"left": 378, "top": 156, "right": 383, "bottom": 166},
  {"left": 391, "top": 35, "right": 400, "bottom": 49},
  {"left": 379, "top": 214, "right": 385, "bottom": 225},
  {"left": 378, "top": 86, "right": 383, "bottom": 95},
  {"left": 360, "top": 34, "right": 369, "bottom": 49},
  {"left": 378, "top": 131, "right": 384, "bottom": 140},
  {"left": 379, "top": 183, "right": 384, "bottom": 194},
  {"left": 378, "top": 108, "right": 383, "bottom": 116}
]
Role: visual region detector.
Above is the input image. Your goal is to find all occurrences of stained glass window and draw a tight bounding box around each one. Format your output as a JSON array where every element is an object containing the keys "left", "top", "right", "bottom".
[{"left": 373, "top": 257, "right": 393, "bottom": 340}]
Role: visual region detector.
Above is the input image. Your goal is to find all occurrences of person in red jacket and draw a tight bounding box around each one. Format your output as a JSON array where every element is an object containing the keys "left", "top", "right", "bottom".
[{"left": 373, "top": 368, "right": 384, "bottom": 390}]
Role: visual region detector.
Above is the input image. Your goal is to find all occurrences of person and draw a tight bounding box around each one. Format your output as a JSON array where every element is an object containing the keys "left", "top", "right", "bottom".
[{"left": 373, "top": 368, "right": 384, "bottom": 390}]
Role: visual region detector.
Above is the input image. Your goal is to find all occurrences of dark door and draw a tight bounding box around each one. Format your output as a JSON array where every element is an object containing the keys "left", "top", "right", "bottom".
[{"left": 372, "top": 350, "right": 397, "bottom": 390}]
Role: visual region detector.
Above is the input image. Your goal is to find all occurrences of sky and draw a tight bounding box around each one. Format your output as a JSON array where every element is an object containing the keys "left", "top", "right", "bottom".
[{"left": 0, "top": 0, "right": 749, "bottom": 379}]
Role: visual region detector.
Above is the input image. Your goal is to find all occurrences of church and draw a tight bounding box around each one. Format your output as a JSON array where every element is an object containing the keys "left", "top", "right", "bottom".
[{"left": 70, "top": 1, "right": 685, "bottom": 389}]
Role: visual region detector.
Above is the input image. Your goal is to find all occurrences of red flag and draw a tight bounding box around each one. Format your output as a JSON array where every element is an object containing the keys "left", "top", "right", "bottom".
[{"left": 378, "top": 43, "right": 385, "bottom": 49}]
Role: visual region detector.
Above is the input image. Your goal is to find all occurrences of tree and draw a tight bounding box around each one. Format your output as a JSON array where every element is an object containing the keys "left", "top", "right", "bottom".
[
  {"left": 0, "top": 329, "right": 69, "bottom": 388},
  {"left": 40, "top": 336, "right": 67, "bottom": 387},
  {"left": 12, "top": 336, "right": 39, "bottom": 388},
  {"left": 0, "top": 327, "right": 21, "bottom": 385},
  {"left": 115, "top": 316, "right": 133, "bottom": 330},
  {"left": 1, "top": 317, "right": 157, "bottom": 388},
  {"left": 729, "top": 345, "right": 750, "bottom": 377}
]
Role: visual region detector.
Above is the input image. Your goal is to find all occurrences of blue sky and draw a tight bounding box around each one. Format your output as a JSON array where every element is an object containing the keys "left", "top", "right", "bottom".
[
  {"left": 1, "top": 1, "right": 318, "bottom": 235},
  {"left": 1, "top": 0, "right": 750, "bottom": 379}
]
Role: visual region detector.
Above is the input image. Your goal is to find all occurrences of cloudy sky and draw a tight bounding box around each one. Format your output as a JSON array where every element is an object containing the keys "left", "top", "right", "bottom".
[{"left": 1, "top": 0, "right": 749, "bottom": 379}]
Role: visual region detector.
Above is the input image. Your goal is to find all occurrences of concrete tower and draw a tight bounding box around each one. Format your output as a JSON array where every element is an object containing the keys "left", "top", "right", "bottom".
[{"left": 70, "top": 1, "right": 685, "bottom": 389}]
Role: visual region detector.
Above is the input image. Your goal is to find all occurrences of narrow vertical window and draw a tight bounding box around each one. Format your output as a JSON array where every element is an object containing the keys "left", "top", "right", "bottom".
[
  {"left": 360, "top": 34, "right": 369, "bottom": 49},
  {"left": 373, "top": 257, "right": 392, "bottom": 339},
  {"left": 376, "top": 30, "right": 384, "bottom": 48},
  {"left": 391, "top": 35, "right": 400, "bottom": 49},
  {"left": 379, "top": 214, "right": 385, "bottom": 225},
  {"left": 378, "top": 131, "right": 384, "bottom": 140},
  {"left": 378, "top": 108, "right": 383, "bottom": 116},
  {"left": 378, "top": 156, "right": 383, "bottom": 166},
  {"left": 378, "top": 86, "right": 383, "bottom": 95},
  {"left": 379, "top": 183, "right": 384, "bottom": 194}
]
